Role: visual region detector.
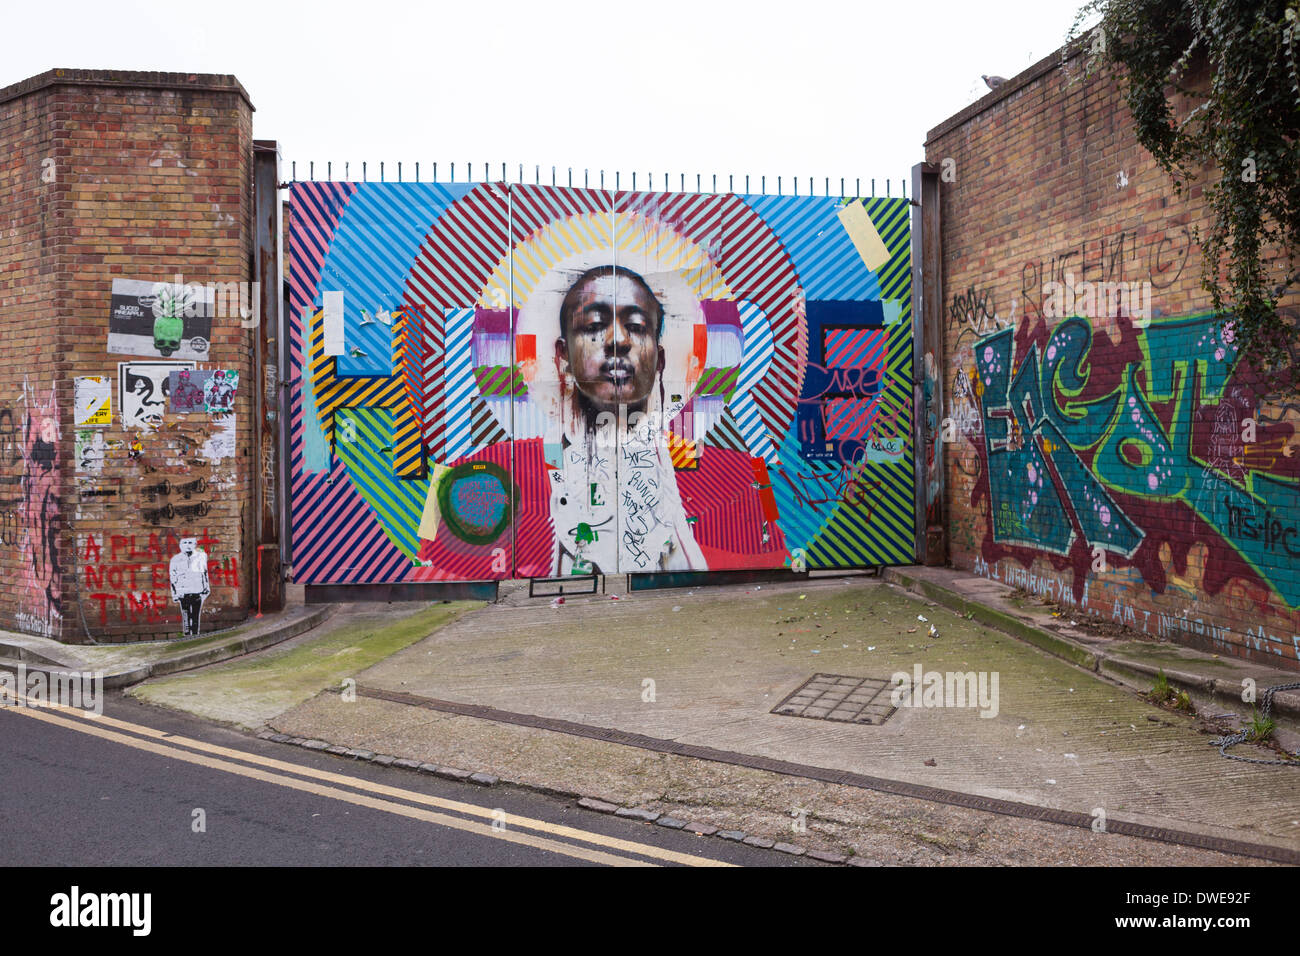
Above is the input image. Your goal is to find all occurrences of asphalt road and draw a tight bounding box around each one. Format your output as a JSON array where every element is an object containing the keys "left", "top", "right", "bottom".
[{"left": 0, "top": 695, "right": 812, "bottom": 868}]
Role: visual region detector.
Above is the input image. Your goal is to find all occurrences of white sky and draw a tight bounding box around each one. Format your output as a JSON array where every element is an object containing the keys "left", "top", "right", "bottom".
[{"left": 5, "top": 0, "right": 1098, "bottom": 194}]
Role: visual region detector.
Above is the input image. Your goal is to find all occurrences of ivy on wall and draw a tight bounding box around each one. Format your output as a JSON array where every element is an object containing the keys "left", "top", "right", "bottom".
[{"left": 1071, "top": 0, "right": 1300, "bottom": 395}]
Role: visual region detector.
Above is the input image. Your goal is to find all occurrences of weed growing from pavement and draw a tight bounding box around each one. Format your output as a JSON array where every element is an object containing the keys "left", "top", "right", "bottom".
[
  {"left": 1144, "top": 669, "right": 1195, "bottom": 715},
  {"left": 1245, "top": 709, "right": 1277, "bottom": 743},
  {"left": 1150, "top": 670, "right": 1172, "bottom": 701}
]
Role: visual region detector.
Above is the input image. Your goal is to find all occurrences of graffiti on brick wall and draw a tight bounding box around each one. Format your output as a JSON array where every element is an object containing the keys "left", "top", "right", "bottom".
[
  {"left": 0, "top": 403, "right": 20, "bottom": 549},
  {"left": 961, "top": 310, "right": 1299, "bottom": 623},
  {"left": 1017, "top": 227, "right": 1193, "bottom": 323},
  {"left": 288, "top": 182, "right": 916, "bottom": 583},
  {"left": 66, "top": 350, "right": 243, "bottom": 635},
  {"left": 950, "top": 284, "right": 1007, "bottom": 338},
  {"left": 137, "top": 471, "right": 213, "bottom": 527},
  {"left": 80, "top": 530, "right": 236, "bottom": 632},
  {"left": 15, "top": 381, "right": 62, "bottom": 637}
]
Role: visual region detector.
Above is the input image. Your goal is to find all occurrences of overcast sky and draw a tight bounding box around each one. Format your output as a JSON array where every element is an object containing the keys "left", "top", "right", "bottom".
[{"left": 5, "top": 0, "right": 1098, "bottom": 194}]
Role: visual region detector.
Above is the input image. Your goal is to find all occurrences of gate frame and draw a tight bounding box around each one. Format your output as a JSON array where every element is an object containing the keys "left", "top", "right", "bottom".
[{"left": 283, "top": 178, "right": 921, "bottom": 595}]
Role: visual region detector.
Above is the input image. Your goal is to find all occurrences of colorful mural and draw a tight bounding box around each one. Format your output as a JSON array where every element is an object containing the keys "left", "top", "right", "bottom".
[
  {"left": 288, "top": 183, "right": 914, "bottom": 582},
  {"left": 964, "top": 309, "right": 1299, "bottom": 616}
]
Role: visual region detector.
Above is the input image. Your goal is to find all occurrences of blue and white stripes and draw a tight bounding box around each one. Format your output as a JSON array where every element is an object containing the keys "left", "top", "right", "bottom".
[
  {"left": 442, "top": 307, "right": 476, "bottom": 461},
  {"left": 728, "top": 300, "right": 780, "bottom": 465}
]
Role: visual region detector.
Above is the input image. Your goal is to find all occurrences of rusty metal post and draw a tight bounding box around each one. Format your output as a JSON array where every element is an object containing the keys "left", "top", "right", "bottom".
[
  {"left": 911, "top": 161, "right": 944, "bottom": 566},
  {"left": 253, "top": 140, "right": 285, "bottom": 611}
]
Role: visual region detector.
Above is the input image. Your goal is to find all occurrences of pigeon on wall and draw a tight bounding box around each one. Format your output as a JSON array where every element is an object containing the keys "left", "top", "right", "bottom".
[{"left": 982, "top": 75, "right": 1007, "bottom": 90}]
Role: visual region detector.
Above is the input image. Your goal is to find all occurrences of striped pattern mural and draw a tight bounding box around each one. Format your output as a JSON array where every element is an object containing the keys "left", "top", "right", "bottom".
[
  {"left": 307, "top": 307, "right": 424, "bottom": 478},
  {"left": 288, "top": 184, "right": 914, "bottom": 582},
  {"left": 824, "top": 328, "right": 885, "bottom": 368},
  {"left": 289, "top": 182, "right": 412, "bottom": 583}
]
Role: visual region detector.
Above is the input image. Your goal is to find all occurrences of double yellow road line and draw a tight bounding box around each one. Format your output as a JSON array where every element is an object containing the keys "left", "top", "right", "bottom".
[{"left": 5, "top": 702, "right": 733, "bottom": 867}]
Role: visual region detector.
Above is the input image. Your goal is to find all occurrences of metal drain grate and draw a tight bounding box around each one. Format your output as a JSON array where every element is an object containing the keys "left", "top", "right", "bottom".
[{"left": 771, "top": 674, "right": 897, "bottom": 725}]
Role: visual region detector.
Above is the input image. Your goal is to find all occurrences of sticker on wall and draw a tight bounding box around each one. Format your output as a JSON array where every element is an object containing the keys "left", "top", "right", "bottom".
[
  {"left": 168, "top": 369, "right": 212, "bottom": 413},
  {"left": 436, "top": 461, "right": 514, "bottom": 545},
  {"left": 73, "top": 376, "right": 112, "bottom": 427},
  {"left": 110, "top": 278, "right": 214, "bottom": 361},
  {"left": 202, "top": 413, "right": 237, "bottom": 464},
  {"left": 75, "top": 430, "right": 107, "bottom": 475},
  {"left": 203, "top": 369, "right": 238, "bottom": 413},
  {"left": 169, "top": 535, "right": 210, "bottom": 637},
  {"left": 119, "top": 361, "right": 195, "bottom": 431}
]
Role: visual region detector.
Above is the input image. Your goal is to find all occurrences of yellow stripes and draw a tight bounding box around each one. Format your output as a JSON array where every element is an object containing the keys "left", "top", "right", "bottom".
[
  {"left": 5, "top": 702, "right": 734, "bottom": 868},
  {"left": 668, "top": 432, "right": 700, "bottom": 471},
  {"left": 308, "top": 307, "right": 424, "bottom": 479}
]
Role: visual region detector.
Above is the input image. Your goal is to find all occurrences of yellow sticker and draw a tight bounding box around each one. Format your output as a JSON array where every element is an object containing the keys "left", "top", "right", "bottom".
[
  {"left": 417, "top": 463, "right": 451, "bottom": 541},
  {"left": 836, "top": 202, "right": 891, "bottom": 272}
]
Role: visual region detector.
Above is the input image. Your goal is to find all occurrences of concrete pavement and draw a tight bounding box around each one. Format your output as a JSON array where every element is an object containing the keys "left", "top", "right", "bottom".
[
  {"left": 884, "top": 565, "right": 1300, "bottom": 725},
  {"left": 0, "top": 603, "right": 335, "bottom": 688},
  {"left": 121, "top": 568, "right": 1299, "bottom": 865}
]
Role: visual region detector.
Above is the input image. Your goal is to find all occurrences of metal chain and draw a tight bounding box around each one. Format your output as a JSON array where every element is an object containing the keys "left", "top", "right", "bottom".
[{"left": 1211, "top": 682, "right": 1300, "bottom": 765}]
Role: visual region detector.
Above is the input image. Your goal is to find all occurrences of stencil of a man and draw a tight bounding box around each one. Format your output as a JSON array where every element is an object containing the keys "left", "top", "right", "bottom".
[{"left": 170, "top": 536, "right": 210, "bottom": 637}]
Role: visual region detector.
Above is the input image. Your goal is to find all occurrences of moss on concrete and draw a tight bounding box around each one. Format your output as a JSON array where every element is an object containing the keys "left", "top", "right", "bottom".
[
  {"left": 1109, "top": 642, "right": 1237, "bottom": 671},
  {"left": 130, "top": 601, "right": 480, "bottom": 730}
]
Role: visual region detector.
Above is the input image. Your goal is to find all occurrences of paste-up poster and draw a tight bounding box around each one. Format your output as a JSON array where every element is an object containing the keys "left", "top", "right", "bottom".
[
  {"left": 73, "top": 376, "right": 112, "bottom": 427},
  {"left": 119, "top": 361, "right": 195, "bottom": 431},
  {"left": 169, "top": 536, "right": 210, "bottom": 637},
  {"left": 203, "top": 369, "right": 238, "bottom": 413},
  {"left": 202, "top": 414, "right": 237, "bottom": 464},
  {"left": 75, "top": 430, "right": 106, "bottom": 474},
  {"left": 110, "top": 278, "right": 214, "bottom": 361},
  {"left": 168, "top": 369, "right": 212, "bottom": 413}
]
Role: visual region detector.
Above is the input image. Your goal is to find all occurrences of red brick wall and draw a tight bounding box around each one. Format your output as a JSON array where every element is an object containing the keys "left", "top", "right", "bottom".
[
  {"left": 0, "top": 79, "right": 61, "bottom": 638},
  {"left": 0, "top": 69, "right": 256, "bottom": 642},
  {"left": 926, "top": 48, "right": 1300, "bottom": 669}
]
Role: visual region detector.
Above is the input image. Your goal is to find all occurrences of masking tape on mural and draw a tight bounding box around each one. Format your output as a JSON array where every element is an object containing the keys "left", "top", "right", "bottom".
[
  {"left": 837, "top": 202, "right": 891, "bottom": 273},
  {"left": 323, "top": 292, "right": 345, "bottom": 357}
]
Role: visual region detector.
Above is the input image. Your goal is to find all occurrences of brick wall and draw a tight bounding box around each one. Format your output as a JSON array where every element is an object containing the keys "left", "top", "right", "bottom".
[
  {"left": 0, "top": 77, "right": 61, "bottom": 639},
  {"left": 926, "top": 48, "right": 1300, "bottom": 669},
  {"left": 0, "top": 69, "right": 256, "bottom": 642}
]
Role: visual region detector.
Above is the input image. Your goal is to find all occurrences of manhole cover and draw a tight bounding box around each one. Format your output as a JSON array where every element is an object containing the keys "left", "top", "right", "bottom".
[{"left": 771, "top": 674, "right": 897, "bottom": 725}]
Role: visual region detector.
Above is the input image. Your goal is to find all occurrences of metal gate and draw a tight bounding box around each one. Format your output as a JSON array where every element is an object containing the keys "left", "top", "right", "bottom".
[{"left": 286, "top": 179, "right": 914, "bottom": 584}]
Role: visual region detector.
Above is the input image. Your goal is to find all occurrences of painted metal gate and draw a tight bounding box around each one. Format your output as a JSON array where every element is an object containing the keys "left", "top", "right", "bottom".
[{"left": 287, "top": 181, "right": 914, "bottom": 583}]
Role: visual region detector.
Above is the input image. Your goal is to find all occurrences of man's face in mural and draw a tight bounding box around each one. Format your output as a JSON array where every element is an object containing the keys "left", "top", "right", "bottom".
[
  {"left": 124, "top": 367, "right": 171, "bottom": 429},
  {"left": 556, "top": 267, "right": 665, "bottom": 415}
]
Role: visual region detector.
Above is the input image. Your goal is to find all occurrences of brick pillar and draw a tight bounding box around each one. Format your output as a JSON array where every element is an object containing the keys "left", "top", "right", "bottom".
[{"left": 0, "top": 69, "right": 256, "bottom": 642}]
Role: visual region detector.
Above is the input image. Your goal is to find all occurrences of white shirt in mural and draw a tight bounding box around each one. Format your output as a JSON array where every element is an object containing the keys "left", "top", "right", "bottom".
[{"left": 549, "top": 415, "right": 704, "bottom": 575}]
